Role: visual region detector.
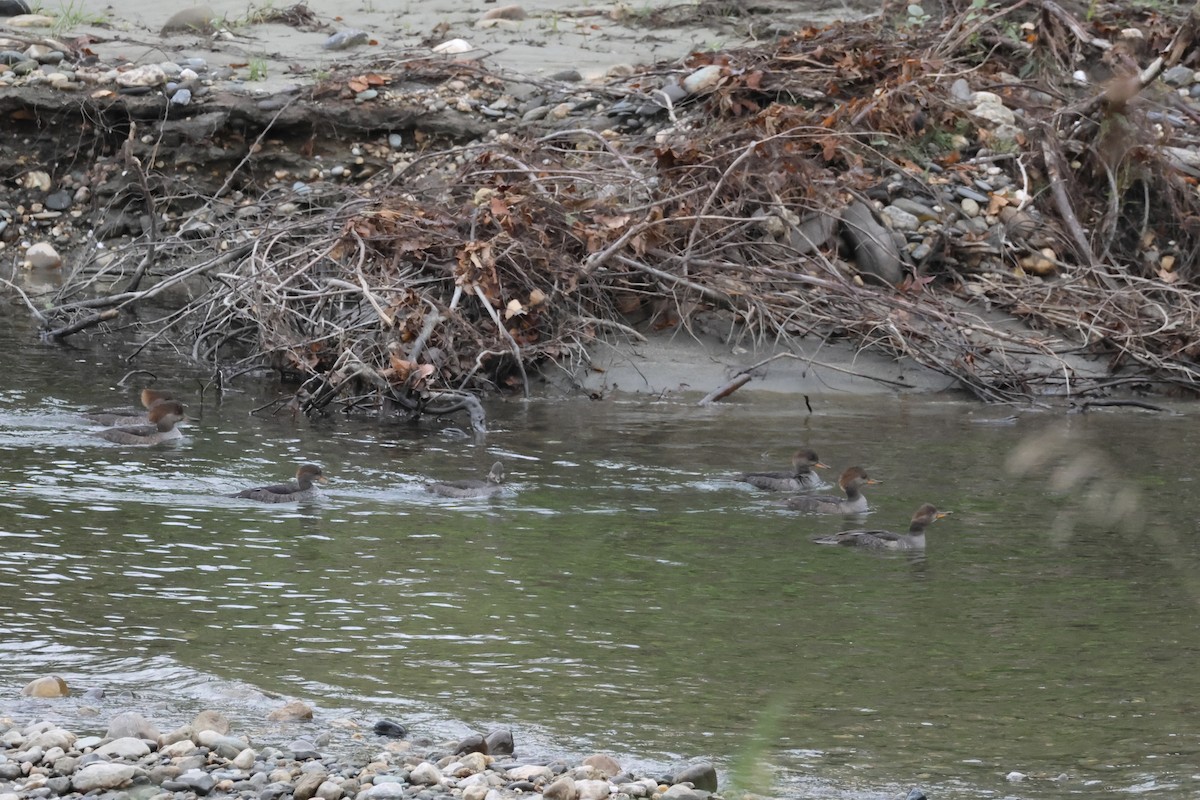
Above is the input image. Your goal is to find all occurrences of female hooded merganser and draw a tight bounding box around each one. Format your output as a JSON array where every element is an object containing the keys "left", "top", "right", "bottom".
[
  {"left": 84, "top": 388, "right": 176, "bottom": 426},
  {"left": 232, "top": 464, "right": 328, "bottom": 503},
  {"left": 735, "top": 448, "right": 829, "bottom": 491},
  {"left": 95, "top": 400, "right": 187, "bottom": 445},
  {"left": 812, "top": 504, "right": 948, "bottom": 550},
  {"left": 783, "top": 466, "right": 878, "bottom": 514},
  {"left": 426, "top": 461, "right": 505, "bottom": 498}
]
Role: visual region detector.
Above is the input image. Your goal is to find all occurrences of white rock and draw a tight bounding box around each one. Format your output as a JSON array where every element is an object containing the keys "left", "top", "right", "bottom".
[
  {"left": 0, "top": 791, "right": 21, "bottom": 800},
  {"left": 507, "top": 765, "right": 553, "bottom": 782},
  {"left": 458, "top": 773, "right": 490, "bottom": 789},
  {"left": 5, "top": 14, "right": 55, "bottom": 27},
  {"left": 232, "top": 748, "right": 257, "bottom": 769},
  {"left": 1, "top": 730, "right": 24, "bottom": 747},
  {"left": 576, "top": 779, "right": 612, "bottom": 800},
  {"left": 43, "top": 747, "right": 65, "bottom": 762},
  {"left": 408, "top": 762, "right": 443, "bottom": 785},
  {"left": 480, "top": 3, "right": 525, "bottom": 20},
  {"left": 881, "top": 205, "right": 919, "bottom": 232},
  {"left": 15, "top": 746, "right": 44, "bottom": 764},
  {"left": 116, "top": 64, "right": 167, "bottom": 88},
  {"left": 106, "top": 712, "right": 160, "bottom": 741},
  {"left": 969, "top": 91, "right": 1015, "bottom": 125},
  {"left": 360, "top": 782, "right": 407, "bottom": 799},
  {"left": 315, "top": 780, "right": 343, "bottom": 800},
  {"left": 458, "top": 752, "right": 488, "bottom": 774},
  {"left": 160, "top": 740, "right": 199, "bottom": 757},
  {"left": 432, "top": 38, "right": 472, "bottom": 55},
  {"left": 1006, "top": 771, "right": 1027, "bottom": 782},
  {"left": 72, "top": 763, "right": 136, "bottom": 792},
  {"left": 196, "top": 729, "right": 248, "bottom": 749},
  {"left": 96, "top": 737, "right": 151, "bottom": 759},
  {"left": 682, "top": 64, "right": 722, "bottom": 95},
  {"left": 19, "top": 170, "right": 51, "bottom": 191},
  {"left": 661, "top": 786, "right": 704, "bottom": 800},
  {"left": 461, "top": 785, "right": 489, "bottom": 800},
  {"left": 543, "top": 774, "right": 576, "bottom": 800},
  {"left": 26, "top": 729, "right": 73, "bottom": 751}
]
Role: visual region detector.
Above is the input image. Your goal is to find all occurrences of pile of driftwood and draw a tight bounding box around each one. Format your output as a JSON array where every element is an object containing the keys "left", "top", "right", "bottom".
[{"left": 12, "top": 0, "right": 1200, "bottom": 418}]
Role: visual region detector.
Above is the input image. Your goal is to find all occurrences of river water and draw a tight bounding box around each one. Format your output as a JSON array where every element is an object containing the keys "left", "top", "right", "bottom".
[{"left": 2, "top": 308, "right": 1199, "bottom": 800}]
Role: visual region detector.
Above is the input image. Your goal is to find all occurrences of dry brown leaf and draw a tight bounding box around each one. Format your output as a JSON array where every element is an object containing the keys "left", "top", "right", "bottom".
[{"left": 595, "top": 214, "right": 630, "bottom": 229}]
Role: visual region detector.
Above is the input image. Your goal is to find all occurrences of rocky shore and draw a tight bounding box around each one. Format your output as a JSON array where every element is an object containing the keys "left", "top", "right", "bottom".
[{"left": 1, "top": 691, "right": 728, "bottom": 800}]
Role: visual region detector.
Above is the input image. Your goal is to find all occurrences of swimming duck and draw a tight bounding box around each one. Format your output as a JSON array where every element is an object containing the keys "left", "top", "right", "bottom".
[
  {"left": 735, "top": 448, "right": 829, "bottom": 491},
  {"left": 95, "top": 400, "right": 187, "bottom": 445},
  {"left": 84, "top": 388, "right": 175, "bottom": 426},
  {"left": 783, "top": 466, "right": 878, "bottom": 514},
  {"left": 232, "top": 464, "right": 328, "bottom": 503},
  {"left": 426, "top": 461, "right": 504, "bottom": 498},
  {"left": 811, "top": 504, "right": 947, "bottom": 550}
]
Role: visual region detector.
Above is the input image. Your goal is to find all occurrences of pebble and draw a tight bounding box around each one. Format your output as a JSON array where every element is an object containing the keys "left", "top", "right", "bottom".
[
  {"left": 387, "top": 133, "right": 403, "bottom": 149},
  {"left": 1162, "top": 65, "right": 1194, "bottom": 87},
  {"left": 355, "top": 89, "right": 377, "bottom": 102},
  {"left": 890, "top": 197, "right": 939, "bottom": 221},
  {"left": 960, "top": 197, "right": 981, "bottom": 218},
  {"left": 481, "top": 3, "right": 525, "bottom": 20},
  {"left": 116, "top": 63, "right": 167, "bottom": 88},
  {"left": 881, "top": 205, "right": 920, "bottom": 232},
  {"left": 170, "top": 87, "right": 192, "bottom": 106},
  {"left": 432, "top": 38, "right": 472, "bottom": 55},
  {"left": 956, "top": 186, "right": 989, "bottom": 204},
  {"left": 324, "top": 30, "right": 369, "bottom": 50}
]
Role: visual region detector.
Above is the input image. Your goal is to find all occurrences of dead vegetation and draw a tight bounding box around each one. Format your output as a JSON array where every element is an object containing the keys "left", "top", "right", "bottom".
[{"left": 11, "top": 0, "right": 1200, "bottom": 421}]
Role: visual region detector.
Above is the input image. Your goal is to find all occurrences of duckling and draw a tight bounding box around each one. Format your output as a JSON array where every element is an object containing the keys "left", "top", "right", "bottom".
[
  {"left": 812, "top": 504, "right": 948, "bottom": 550},
  {"left": 735, "top": 448, "right": 829, "bottom": 491},
  {"left": 83, "top": 388, "right": 176, "bottom": 426},
  {"left": 95, "top": 400, "right": 186, "bottom": 445},
  {"left": 426, "top": 461, "right": 505, "bottom": 498},
  {"left": 783, "top": 466, "right": 878, "bottom": 514},
  {"left": 232, "top": 464, "right": 328, "bottom": 503}
]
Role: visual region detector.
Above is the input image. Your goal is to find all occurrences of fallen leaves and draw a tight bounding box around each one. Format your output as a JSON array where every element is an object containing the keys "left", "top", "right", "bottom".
[{"left": 347, "top": 73, "right": 390, "bottom": 94}]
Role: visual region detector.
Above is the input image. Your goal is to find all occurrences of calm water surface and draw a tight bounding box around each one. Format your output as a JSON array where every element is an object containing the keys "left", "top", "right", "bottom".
[{"left": 2, "top": 312, "right": 1200, "bottom": 800}]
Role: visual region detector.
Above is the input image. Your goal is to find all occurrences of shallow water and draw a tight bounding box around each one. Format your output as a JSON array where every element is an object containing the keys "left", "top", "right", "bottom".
[{"left": 2, "top": 310, "right": 1200, "bottom": 800}]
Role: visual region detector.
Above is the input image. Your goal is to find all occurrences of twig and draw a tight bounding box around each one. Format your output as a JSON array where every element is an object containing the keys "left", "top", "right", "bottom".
[
  {"left": 43, "top": 308, "right": 120, "bottom": 340},
  {"left": 1073, "top": 399, "right": 1173, "bottom": 413},
  {"left": 697, "top": 374, "right": 751, "bottom": 405}
]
